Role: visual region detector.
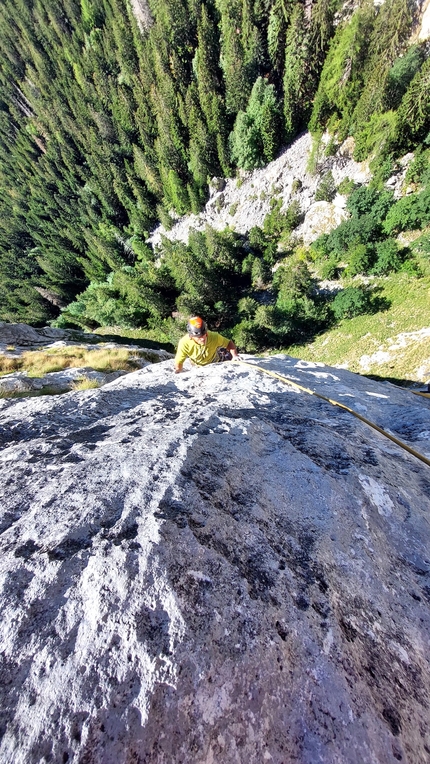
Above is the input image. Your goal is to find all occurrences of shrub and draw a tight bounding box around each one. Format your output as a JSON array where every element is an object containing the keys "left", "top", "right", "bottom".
[
  {"left": 315, "top": 171, "right": 337, "bottom": 202},
  {"left": 346, "top": 186, "right": 394, "bottom": 223},
  {"left": 370, "top": 156, "right": 396, "bottom": 186},
  {"left": 331, "top": 286, "right": 372, "bottom": 320},
  {"left": 263, "top": 199, "right": 301, "bottom": 241},
  {"left": 345, "top": 243, "right": 374, "bottom": 276},
  {"left": 325, "top": 137, "right": 338, "bottom": 157},
  {"left": 319, "top": 255, "right": 341, "bottom": 280},
  {"left": 337, "top": 177, "right": 356, "bottom": 195},
  {"left": 372, "top": 239, "right": 402, "bottom": 275},
  {"left": 404, "top": 146, "right": 430, "bottom": 187},
  {"left": 410, "top": 232, "right": 430, "bottom": 258},
  {"left": 325, "top": 214, "right": 381, "bottom": 255},
  {"left": 229, "top": 202, "right": 239, "bottom": 216},
  {"left": 311, "top": 232, "right": 330, "bottom": 258},
  {"left": 382, "top": 187, "right": 430, "bottom": 234},
  {"left": 72, "top": 377, "right": 101, "bottom": 391}
]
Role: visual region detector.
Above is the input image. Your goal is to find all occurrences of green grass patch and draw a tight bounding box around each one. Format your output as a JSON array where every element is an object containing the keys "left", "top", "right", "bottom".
[
  {"left": 282, "top": 273, "right": 430, "bottom": 384},
  {"left": 71, "top": 377, "right": 101, "bottom": 391},
  {"left": 0, "top": 346, "right": 147, "bottom": 378}
]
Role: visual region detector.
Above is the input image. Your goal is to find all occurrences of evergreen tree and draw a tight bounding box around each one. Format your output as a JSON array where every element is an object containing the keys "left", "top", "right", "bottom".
[
  {"left": 194, "top": 3, "right": 231, "bottom": 174},
  {"left": 283, "top": 4, "right": 312, "bottom": 144},
  {"left": 230, "top": 77, "right": 282, "bottom": 169},
  {"left": 350, "top": 0, "right": 412, "bottom": 136},
  {"left": 395, "top": 58, "right": 430, "bottom": 148},
  {"left": 308, "top": 7, "right": 374, "bottom": 134},
  {"left": 216, "top": 0, "right": 260, "bottom": 114}
]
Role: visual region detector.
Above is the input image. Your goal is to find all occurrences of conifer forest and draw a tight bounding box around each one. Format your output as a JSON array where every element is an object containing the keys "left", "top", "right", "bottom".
[{"left": 0, "top": 0, "right": 429, "bottom": 350}]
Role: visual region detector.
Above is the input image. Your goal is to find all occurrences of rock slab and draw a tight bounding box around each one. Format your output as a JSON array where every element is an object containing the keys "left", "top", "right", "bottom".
[{"left": 0, "top": 356, "right": 429, "bottom": 763}]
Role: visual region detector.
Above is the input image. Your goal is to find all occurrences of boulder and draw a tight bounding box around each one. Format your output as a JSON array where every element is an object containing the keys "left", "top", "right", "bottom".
[
  {"left": 0, "top": 322, "right": 68, "bottom": 348},
  {"left": 0, "top": 356, "right": 429, "bottom": 763},
  {"left": 299, "top": 200, "right": 349, "bottom": 245}
]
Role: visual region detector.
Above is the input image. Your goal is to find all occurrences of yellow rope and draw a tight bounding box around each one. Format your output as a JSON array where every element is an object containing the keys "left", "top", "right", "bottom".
[{"left": 235, "top": 360, "right": 430, "bottom": 469}]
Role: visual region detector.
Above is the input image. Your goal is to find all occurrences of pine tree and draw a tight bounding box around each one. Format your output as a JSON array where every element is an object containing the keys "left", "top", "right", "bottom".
[
  {"left": 395, "top": 58, "right": 430, "bottom": 148},
  {"left": 216, "top": 0, "right": 260, "bottom": 114},
  {"left": 230, "top": 77, "right": 282, "bottom": 169},
  {"left": 283, "top": 4, "right": 312, "bottom": 144},
  {"left": 194, "top": 3, "right": 231, "bottom": 174}
]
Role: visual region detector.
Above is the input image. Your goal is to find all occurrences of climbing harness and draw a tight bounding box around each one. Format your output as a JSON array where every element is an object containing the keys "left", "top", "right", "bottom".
[{"left": 235, "top": 359, "right": 430, "bottom": 469}]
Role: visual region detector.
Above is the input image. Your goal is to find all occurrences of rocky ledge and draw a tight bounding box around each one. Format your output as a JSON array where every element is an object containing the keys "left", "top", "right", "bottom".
[{"left": 0, "top": 323, "right": 173, "bottom": 393}]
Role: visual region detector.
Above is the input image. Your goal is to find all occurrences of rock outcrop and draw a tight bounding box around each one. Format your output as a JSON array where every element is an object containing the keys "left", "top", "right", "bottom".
[
  {"left": 1, "top": 356, "right": 430, "bottom": 763},
  {"left": 0, "top": 322, "right": 76, "bottom": 349}
]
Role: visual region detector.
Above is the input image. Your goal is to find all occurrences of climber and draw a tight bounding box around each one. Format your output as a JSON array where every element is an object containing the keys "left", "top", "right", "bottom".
[{"left": 174, "top": 316, "right": 239, "bottom": 373}]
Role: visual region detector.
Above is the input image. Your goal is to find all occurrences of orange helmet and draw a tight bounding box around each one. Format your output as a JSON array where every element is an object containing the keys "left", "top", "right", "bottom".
[{"left": 187, "top": 316, "right": 207, "bottom": 337}]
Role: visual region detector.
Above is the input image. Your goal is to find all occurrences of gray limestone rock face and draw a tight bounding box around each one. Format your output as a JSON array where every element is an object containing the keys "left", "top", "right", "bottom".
[
  {"left": 0, "top": 356, "right": 429, "bottom": 764},
  {"left": 0, "top": 321, "right": 69, "bottom": 347}
]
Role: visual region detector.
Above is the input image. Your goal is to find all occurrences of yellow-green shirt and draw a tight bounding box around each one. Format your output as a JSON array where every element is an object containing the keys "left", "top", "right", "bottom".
[{"left": 175, "top": 330, "right": 230, "bottom": 367}]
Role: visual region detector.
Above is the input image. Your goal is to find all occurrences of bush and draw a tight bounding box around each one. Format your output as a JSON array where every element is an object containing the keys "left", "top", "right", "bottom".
[
  {"left": 346, "top": 186, "right": 394, "bottom": 223},
  {"left": 263, "top": 199, "right": 301, "bottom": 241},
  {"left": 345, "top": 243, "right": 374, "bottom": 276},
  {"left": 331, "top": 286, "right": 372, "bottom": 320},
  {"left": 337, "top": 177, "right": 356, "bottom": 195},
  {"left": 319, "top": 255, "right": 341, "bottom": 280},
  {"left": 404, "top": 146, "right": 430, "bottom": 187},
  {"left": 315, "top": 171, "right": 337, "bottom": 202},
  {"left": 372, "top": 239, "right": 402, "bottom": 275},
  {"left": 311, "top": 232, "right": 330, "bottom": 258},
  {"left": 382, "top": 187, "right": 430, "bottom": 234},
  {"left": 324, "top": 214, "right": 381, "bottom": 255},
  {"left": 410, "top": 232, "right": 430, "bottom": 259}
]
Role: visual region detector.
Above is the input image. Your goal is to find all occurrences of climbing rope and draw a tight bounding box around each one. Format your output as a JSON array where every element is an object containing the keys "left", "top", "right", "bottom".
[{"left": 235, "top": 359, "right": 430, "bottom": 469}]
